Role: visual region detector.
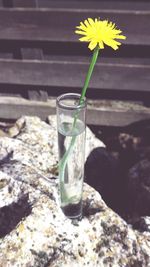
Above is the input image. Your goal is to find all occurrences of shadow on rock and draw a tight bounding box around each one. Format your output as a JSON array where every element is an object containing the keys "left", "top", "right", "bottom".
[
  {"left": 85, "top": 147, "right": 128, "bottom": 216},
  {"left": 128, "top": 159, "right": 150, "bottom": 217},
  {"left": 0, "top": 193, "right": 32, "bottom": 238}
]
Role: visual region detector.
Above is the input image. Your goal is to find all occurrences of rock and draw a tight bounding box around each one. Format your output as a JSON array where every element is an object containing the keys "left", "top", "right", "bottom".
[
  {"left": 128, "top": 159, "right": 150, "bottom": 217},
  {"left": 119, "top": 133, "right": 141, "bottom": 151},
  {"left": 9, "top": 116, "right": 105, "bottom": 170},
  {"left": 85, "top": 147, "right": 120, "bottom": 211},
  {"left": 133, "top": 217, "right": 150, "bottom": 233},
  {"left": 118, "top": 133, "right": 142, "bottom": 172},
  {"left": 0, "top": 116, "right": 150, "bottom": 267},
  {"left": 0, "top": 129, "right": 8, "bottom": 137}
]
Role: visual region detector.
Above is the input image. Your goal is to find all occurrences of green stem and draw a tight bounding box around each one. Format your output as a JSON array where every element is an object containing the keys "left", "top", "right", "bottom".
[
  {"left": 59, "top": 46, "right": 100, "bottom": 182},
  {"left": 59, "top": 135, "right": 76, "bottom": 178},
  {"left": 79, "top": 46, "right": 99, "bottom": 104}
]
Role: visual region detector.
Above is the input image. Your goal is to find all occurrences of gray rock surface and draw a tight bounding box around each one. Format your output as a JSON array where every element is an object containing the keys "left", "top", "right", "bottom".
[{"left": 0, "top": 116, "right": 150, "bottom": 267}]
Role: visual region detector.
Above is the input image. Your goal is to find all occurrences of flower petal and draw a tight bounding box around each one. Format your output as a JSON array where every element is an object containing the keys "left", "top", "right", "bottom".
[
  {"left": 84, "top": 19, "right": 90, "bottom": 28},
  {"left": 75, "top": 30, "right": 87, "bottom": 36},
  {"left": 104, "top": 39, "right": 121, "bottom": 50},
  {"left": 116, "top": 34, "right": 126, "bottom": 40},
  {"left": 87, "top": 18, "right": 95, "bottom": 27},
  {"left": 79, "top": 36, "right": 90, "bottom": 42},
  {"left": 98, "top": 41, "right": 104, "bottom": 49},
  {"left": 88, "top": 41, "right": 97, "bottom": 50}
]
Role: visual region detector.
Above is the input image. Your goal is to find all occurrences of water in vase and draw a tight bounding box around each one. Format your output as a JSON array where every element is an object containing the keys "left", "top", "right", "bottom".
[{"left": 58, "top": 120, "right": 85, "bottom": 219}]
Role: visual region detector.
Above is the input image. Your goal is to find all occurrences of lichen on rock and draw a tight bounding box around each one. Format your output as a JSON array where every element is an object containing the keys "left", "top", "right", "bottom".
[{"left": 0, "top": 116, "right": 150, "bottom": 267}]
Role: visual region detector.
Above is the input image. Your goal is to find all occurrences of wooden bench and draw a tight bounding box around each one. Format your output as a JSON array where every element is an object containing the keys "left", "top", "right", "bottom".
[{"left": 0, "top": 0, "right": 150, "bottom": 126}]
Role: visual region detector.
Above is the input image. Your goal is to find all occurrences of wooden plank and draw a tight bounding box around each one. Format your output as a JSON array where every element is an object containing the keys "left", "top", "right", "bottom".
[
  {"left": 10, "top": 0, "right": 150, "bottom": 12},
  {"left": 36, "top": 0, "right": 150, "bottom": 12},
  {"left": 12, "top": 0, "right": 36, "bottom": 8},
  {"left": 2, "top": 0, "right": 13, "bottom": 7},
  {"left": 27, "top": 90, "right": 48, "bottom": 101},
  {"left": 0, "top": 59, "right": 150, "bottom": 93},
  {"left": 0, "top": 52, "right": 13, "bottom": 59},
  {"left": 20, "top": 47, "right": 48, "bottom": 101},
  {"left": 21, "top": 48, "right": 43, "bottom": 60},
  {"left": 0, "top": 96, "right": 150, "bottom": 126},
  {"left": 0, "top": 7, "right": 149, "bottom": 46},
  {"left": 44, "top": 55, "right": 150, "bottom": 66},
  {"left": 0, "top": 97, "right": 56, "bottom": 120},
  {"left": 87, "top": 99, "right": 150, "bottom": 126}
]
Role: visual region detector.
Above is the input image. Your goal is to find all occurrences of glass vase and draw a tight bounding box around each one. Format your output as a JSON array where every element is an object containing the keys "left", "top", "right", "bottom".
[{"left": 56, "top": 93, "right": 86, "bottom": 220}]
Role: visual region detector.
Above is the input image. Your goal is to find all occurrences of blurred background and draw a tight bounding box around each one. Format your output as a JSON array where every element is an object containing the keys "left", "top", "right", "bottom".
[{"left": 0, "top": 0, "right": 149, "bottom": 126}]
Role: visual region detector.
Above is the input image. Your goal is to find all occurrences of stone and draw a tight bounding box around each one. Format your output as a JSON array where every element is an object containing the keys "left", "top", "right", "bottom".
[
  {"left": 128, "top": 158, "right": 150, "bottom": 217},
  {"left": 0, "top": 129, "right": 8, "bottom": 137},
  {"left": 133, "top": 216, "right": 150, "bottom": 233},
  {"left": 0, "top": 116, "right": 150, "bottom": 267}
]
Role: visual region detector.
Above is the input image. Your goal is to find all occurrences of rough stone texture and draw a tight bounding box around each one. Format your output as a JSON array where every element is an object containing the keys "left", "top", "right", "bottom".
[{"left": 0, "top": 116, "right": 150, "bottom": 267}]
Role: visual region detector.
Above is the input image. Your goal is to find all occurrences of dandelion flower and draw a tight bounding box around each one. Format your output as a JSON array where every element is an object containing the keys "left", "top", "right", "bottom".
[
  {"left": 75, "top": 18, "right": 126, "bottom": 50},
  {"left": 58, "top": 18, "right": 126, "bottom": 196}
]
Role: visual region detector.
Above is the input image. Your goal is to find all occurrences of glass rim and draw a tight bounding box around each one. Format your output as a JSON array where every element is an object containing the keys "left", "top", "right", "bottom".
[{"left": 56, "top": 93, "right": 87, "bottom": 110}]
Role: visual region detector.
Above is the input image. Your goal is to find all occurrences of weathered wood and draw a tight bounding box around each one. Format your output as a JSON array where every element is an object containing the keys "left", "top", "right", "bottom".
[
  {"left": 28, "top": 90, "right": 48, "bottom": 102},
  {"left": 21, "top": 48, "right": 43, "bottom": 60},
  {"left": 0, "top": 97, "right": 56, "bottom": 121},
  {"left": 2, "top": 0, "right": 13, "bottom": 7},
  {"left": 7, "top": 0, "right": 150, "bottom": 11},
  {"left": 87, "top": 100, "right": 150, "bottom": 126},
  {"left": 0, "top": 1, "right": 149, "bottom": 126},
  {"left": 0, "top": 59, "right": 150, "bottom": 94},
  {"left": 12, "top": 0, "right": 36, "bottom": 8},
  {"left": 36, "top": 0, "right": 150, "bottom": 11},
  {"left": 0, "top": 7, "right": 149, "bottom": 47},
  {"left": 0, "top": 97, "right": 150, "bottom": 127},
  {"left": 20, "top": 47, "right": 48, "bottom": 101},
  {"left": 0, "top": 52, "right": 13, "bottom": 59}
]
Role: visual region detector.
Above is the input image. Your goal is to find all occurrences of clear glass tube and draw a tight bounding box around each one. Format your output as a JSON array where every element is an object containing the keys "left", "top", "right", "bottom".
[{"left": 56, "top": 93, "right": 86, "bottom": 220}]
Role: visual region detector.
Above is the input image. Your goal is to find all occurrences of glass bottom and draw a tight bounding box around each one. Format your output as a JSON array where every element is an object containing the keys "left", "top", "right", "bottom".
[{"left": 61, "top": 200, "right": 82, "bottom": 220}]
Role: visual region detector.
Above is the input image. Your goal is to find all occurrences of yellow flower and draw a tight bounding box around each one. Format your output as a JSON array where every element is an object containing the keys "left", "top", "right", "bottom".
[{"left": 75, "top": 18, "right": 126, "bottom": 50}]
